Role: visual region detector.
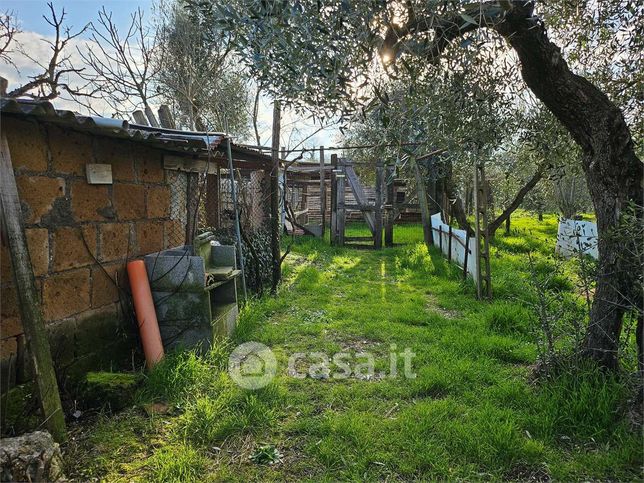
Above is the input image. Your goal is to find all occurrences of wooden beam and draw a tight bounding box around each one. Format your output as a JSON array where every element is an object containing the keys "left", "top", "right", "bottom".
[
  {"left": 330, "top": 154, "right": 338, "bottom": 246},
  {"left": 413, "top": 158, "right": 433, "bottom": 248},
  {"left": 336, "top": 167, "right": 346, "bottom": 247},
  {"left": 205, "top": 172, "right": 220, "bottom": 228},
  {"left": 344, "top": 162, "right": 376, "bottom": 234},
  {"left": 0, "top": 134, "right": 66, "bottom": 442},
  {"left": 374, "top": 162, "right": 383, "bottom": 249},
  {"left": 384, "top": 165, "right": 394, "bottom": 247},
  {"left": 270, "top": 102, "right": 281, "bottom": 293},
  {"left": 319, "top": 146, "right": 326, "bottom": 238}
]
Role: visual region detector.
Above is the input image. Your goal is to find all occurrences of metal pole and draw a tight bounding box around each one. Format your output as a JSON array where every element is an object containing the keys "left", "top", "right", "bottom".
[{"left": 226, "top": 138, "right": 248, "bottom": 300}]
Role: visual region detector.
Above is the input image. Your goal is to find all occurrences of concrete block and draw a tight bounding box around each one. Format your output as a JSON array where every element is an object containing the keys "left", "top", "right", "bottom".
[
  {"left": 70, "top": 180, "right": 113, "bottom": 221},
  {"left": 5, "top": 119, "right": 47, "bottom": 172},
  {"left": 49, "top": 124, "right": 93, "bottom": 176},
  {"left": 146, "top": 185, "right": 170, "bottom": 218},
  {"left": 99, "top": 223, "right": 132, "bottom": 262},
  {"left": 135, "top": 221, "right": 164, "bottom": 256},
  {"left": 15, "top": 176, "right": 65, "bottom": 224},
  {"left": 25, "top": 227, "right": 49, "bottom": 276},
  {"left": 51, "top": 226, "right": 97, "bottom": 271},
  {"left": 113, "top": 183, "right": 145, "bottom": 220},
  {"left": 42, "top": 268, "right": 91, "bottom": 320}
]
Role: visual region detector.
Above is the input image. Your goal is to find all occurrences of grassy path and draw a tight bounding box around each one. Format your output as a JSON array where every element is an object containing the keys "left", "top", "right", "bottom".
[{"left": 68, "top": 217, "right": 641, "bottom": 481}]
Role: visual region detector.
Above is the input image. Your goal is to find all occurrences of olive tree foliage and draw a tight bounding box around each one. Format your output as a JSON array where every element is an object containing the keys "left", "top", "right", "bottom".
[
  {"left": 502, "top": 106, "right": 592, "bottom": 220},
  {"left": 214, "top": 0, "right": 642, "bottom": 370},
  {"left": 155, "top": 0, "right": 251, "bottom": 134}
]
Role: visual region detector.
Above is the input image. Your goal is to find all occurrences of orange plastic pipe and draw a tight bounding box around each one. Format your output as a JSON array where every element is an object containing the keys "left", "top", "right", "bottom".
[{"left": 127, "top": 260, "right": 164, "bottom": 368}]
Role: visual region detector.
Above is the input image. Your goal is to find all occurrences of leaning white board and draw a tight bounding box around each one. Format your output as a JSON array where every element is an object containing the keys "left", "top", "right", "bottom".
[
  {"left": 555, "top": 218, "right": 598, "bottom": 259},
  {"left": 430, "top": 213, "right": 479, "bottom": 280}
]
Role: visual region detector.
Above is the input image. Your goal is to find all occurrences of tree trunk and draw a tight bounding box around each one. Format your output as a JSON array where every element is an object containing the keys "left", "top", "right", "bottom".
[
  {"left": 488, "top": 167, "right": 544, "bottom": 236},
  {"left": 496, "top": 3, "right": 643, "bottom": 369}
]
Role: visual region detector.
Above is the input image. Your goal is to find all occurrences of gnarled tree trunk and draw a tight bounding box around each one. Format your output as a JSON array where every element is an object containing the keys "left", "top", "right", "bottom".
[{"left": 496, "top": 3, "right": 643, "bottom": 369}]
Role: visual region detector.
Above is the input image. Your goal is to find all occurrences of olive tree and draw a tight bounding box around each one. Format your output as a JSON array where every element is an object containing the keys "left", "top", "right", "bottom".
[{"left": 213, "top": 0, "right": 642, "bottom": 369}]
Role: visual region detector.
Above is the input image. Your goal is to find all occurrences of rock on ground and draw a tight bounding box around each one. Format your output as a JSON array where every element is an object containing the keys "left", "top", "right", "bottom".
[{"left": 0, "top": 431, "right": 64, "bottom": 482}]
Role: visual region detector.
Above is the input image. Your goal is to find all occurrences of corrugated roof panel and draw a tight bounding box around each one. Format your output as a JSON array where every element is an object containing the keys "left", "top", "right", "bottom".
[{"left": 0, "top": 98, "right": 269, "bottom": 165}]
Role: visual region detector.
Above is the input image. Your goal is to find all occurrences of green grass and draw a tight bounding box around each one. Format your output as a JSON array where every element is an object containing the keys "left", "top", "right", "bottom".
[{"left": 65, "top": 211, "right": 642, "bottom": 481}]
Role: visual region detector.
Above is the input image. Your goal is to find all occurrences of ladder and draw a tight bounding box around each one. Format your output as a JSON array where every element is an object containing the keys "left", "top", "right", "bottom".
[{"left": 474, "top": 163, "right": 492, "bottom": 299}]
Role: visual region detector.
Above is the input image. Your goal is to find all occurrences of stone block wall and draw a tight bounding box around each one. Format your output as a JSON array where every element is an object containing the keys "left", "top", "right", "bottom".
[{"left": 0, "top": 117, "right": 182, "bottom": 389}]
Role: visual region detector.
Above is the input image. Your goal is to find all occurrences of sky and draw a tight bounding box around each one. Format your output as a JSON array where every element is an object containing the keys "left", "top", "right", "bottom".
[{"left": 1, "top": 0, "right": 339, "bottom": 155}]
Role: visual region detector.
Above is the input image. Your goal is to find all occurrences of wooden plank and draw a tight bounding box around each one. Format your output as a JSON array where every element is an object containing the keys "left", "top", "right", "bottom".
[
  {"left": 343, "top": 162, "right": 376, "bottom": 233},
  {"left": 205, "top": 172, "right": 220, "bottom": 228},
  {"left": 0, "top": 133, "right": 66, "bottom": 442},
  {"left": 345, "top": 236, "right": 374, "bottom": 242},
  {"left": 86, "top": 164, "right": 113, "bottom": 184}
]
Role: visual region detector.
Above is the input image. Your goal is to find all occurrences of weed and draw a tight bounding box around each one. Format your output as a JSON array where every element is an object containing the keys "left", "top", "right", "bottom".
[{"left": 147, "top": 444, "right": 207, "bottom": 482}]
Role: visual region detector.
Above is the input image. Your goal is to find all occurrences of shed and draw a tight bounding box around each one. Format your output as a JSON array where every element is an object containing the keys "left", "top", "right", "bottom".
[{"left": 0, "top": 98, "right": 271, "bottom": 391}]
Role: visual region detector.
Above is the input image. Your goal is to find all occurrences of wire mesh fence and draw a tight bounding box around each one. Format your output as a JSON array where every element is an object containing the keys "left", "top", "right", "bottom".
[{"left": 165, "top": 165, "right": 272, "bottom": 292}]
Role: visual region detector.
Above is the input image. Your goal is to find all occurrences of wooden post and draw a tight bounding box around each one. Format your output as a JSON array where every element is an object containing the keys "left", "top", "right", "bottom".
[
  {"left": 144, "top": 105, "right": 160, "bottom": 128},
  {"left": 463, "top": 231, "right": 470, "bottom": 280},
  {"left": 185, "top": 172, "right": 199, "bottom": 245},
  {"left": 384, "top": 165, "right": 394, "bottom": 247},
  {"left": 413, "top": 158, "right": 432, "bottom": 248},
  {"left": 438, "top": 225, "right": 443, "bottom": 251},
  {"left": 270, "top": 102, "right": 281, "bottom": 293},
  {"left": 337, "top": 165, "right": 346, "bottom": 247},
  {"left": 205, "top": 172, "right": 220, "bottom": 229},
  {"left": 132, "top": 110, "right": 149, "bottom": 126},
  {"left": 374, "top": 162, "right": 383, "bottom": 249},
  {"left": 158, "top": 104, "right": 176, "bottom": 129},
  {"left": 319, "top": 146, "right": 326, "bottom": 238},
  {"left": 447, "top": 225, "right": 453, "bottom": 262},
  {"left": 330, "top": 154, "right": 338, "bottom": 246},
  {"left": 280, "top": 146, "right": 287, "bottom": 230},
  {"left": 0, "top": 134, "right": 66, "bottom": 442}
]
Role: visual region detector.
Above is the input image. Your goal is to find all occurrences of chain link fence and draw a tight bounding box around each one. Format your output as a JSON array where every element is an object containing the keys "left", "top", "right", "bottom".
[{"left": 166, "top": 166, "right": 272, "bottom": 292}]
